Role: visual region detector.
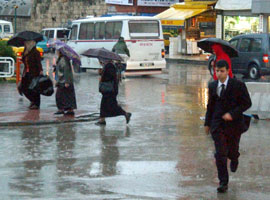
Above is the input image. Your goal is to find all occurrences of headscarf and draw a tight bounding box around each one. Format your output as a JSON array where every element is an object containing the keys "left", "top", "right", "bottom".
[
  {"left": 23, "top": 40, "right": 36, "bottom": 56},
  {"left": 212, "top": 43, "right": 233, "bottom": 80}
]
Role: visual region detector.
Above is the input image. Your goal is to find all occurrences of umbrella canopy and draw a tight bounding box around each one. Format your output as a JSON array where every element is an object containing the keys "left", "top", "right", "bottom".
[
  {"left": 197, "top": 38, "right": 238, "bottom": 57},
  {"left": 81, "top": 48, "right": 123, "bottom": 62},
  {"left": 7, "top": 31, "right": 43, "bottom": 47},
  {"left": 50, "top": 40, "right": 81, "bottom": 66}
]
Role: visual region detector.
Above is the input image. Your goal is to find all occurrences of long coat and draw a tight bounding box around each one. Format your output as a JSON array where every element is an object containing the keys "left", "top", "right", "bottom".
[
  {"left": 22, "top": 47, "right": 42, "bottom": 77},
  {"left": 205, "top": 77, "right": 252, "bottom": 134}
]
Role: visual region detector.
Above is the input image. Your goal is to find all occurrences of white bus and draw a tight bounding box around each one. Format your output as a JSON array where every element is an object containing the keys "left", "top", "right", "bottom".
[
  {"left": 0, "top": 20, "right": 14, "bottom": 39},
  {"left": 67, "top": 16, "right": 166, "bottom": 75}
]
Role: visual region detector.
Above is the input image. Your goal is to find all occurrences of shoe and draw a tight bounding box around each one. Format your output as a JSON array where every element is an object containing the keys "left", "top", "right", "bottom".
[
  {"left": 230, "top": 160, "right": 239, "bottom": 173},
  {"left": 54, "top": 110, "right": 64, "bottom": 115},
  {"left": 95, "top": 121, "right": 106, "bottom": 126},
  {"left": 29, "top": 105, "right": 39, "bottom": 110},
  {"left": 125, "top": 112, "right": 132, "bottom": 124},
  {"left": 65, "top": 111, "right": 75, "bottom": 115},
  {"left": 217, "top": 183, "right": 228, "bottom": 193}
]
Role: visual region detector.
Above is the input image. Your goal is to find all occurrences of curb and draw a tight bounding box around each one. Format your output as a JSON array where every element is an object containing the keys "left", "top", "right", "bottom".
[
  {"left": 166, "top": 58, "right": 207, "bottom": 65},
  {"left": 0, "top": 116, "right": 99, "bottom": 127}
]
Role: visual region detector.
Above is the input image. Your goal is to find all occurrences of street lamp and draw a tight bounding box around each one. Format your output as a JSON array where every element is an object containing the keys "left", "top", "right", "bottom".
[{"left": 14, "top": 5, "right": 18, "bottom": 34}]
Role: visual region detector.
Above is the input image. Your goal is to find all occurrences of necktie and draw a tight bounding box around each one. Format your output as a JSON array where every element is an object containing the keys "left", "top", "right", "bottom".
[{"left": 220, "top": 84, "right": 225, "bottom": 97}]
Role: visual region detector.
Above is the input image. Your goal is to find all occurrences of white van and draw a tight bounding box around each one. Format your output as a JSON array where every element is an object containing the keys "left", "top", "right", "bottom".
[
  {"left": 67, "top": 16, "right": 166, "bottom": 75},
  {"left": 0, "top": 20, "right": 14, "bottom": 38},
  {"left": 41, "top": 28, "right": 70, "bottom": 41}
]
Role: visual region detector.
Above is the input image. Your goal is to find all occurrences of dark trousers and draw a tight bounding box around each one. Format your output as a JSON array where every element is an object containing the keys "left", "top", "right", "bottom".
[{"left": 211, "top": 129, "right": 241, "bottom": 184}]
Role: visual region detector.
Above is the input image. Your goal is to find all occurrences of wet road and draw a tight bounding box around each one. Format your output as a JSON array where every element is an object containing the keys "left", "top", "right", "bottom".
[{"left": 0, "top": 54, "right": 270, "bottom": 199}]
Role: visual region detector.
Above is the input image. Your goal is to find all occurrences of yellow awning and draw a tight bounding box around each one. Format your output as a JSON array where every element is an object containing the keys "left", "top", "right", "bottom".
[{"left": 156, "top": 1, "right": 217, "bottom": 26}]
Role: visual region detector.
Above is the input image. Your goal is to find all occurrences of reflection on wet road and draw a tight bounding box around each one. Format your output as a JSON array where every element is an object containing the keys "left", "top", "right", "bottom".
[{"left": 0, "top": 58, "right": 270, "bottom": 199}]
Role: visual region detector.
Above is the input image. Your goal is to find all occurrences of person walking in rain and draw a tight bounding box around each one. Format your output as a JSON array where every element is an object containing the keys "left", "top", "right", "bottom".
[
  {"left": 21, "top": 40, "right": 43, "bottom": 109},
  {"left": 54, "top": 49, "right": 77, "bottom": 115},
  {"left": 95, "top": 60, "right": 131, "bottom": 126},
  {"left": 211, "top": 43, "right": 234, "bottom": 80},
  {"left": 112, "top": 37, "right": 130, "bottom": 77},
  {"left": 204, "top": 60, "right": 252, "bottom": 193}
]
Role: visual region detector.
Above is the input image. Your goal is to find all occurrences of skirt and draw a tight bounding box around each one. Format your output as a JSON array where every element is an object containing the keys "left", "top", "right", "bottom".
[
  {"left": 56, "top": 84, "right": 77, "bottom": 110},
  {"left": 100, "top": 94, "right": 126, "bottom": 118}
]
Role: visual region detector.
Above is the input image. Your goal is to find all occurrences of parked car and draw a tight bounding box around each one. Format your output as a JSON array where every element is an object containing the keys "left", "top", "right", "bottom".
[
  {"left": 229, "top": 33, "right": 270, "bottom": 79},
  {"left": 13, "top": 46, "right": 44, "bottom": 60},
  {"left": 37, "top": 36, "right": 49, "bottom": 53}
]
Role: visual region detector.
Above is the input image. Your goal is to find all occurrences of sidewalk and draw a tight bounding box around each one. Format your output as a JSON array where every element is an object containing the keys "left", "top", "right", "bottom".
[
  {"left": 0, "top": 73, "right": 101, "bottom": 127},
  {"left": 165, "top": 53, "right": 208, "bottom": 65}
]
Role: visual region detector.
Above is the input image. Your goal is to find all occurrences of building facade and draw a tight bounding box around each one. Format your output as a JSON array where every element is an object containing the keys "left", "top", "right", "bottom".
[{"left": 0, "top": 0, "right": 107, "bottom": 33}]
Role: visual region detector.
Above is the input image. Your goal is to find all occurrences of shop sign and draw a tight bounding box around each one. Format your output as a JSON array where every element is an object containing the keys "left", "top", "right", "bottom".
[
  {"left": 137, "top": 0, "right": 179, "bottom": 7},
  {"left": 105, "top": 0, "right": 133, "bottom": 5},
  {"left": 161, "top": 20, "right": 184, "bottom": 26}
]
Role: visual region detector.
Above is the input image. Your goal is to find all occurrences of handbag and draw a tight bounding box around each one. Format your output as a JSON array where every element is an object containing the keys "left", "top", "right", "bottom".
[{"left": 99, "top": 81, "right": 114, "bottom": 93}]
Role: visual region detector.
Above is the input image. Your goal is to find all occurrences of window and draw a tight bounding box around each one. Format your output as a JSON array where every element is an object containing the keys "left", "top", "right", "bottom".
[
  {"left": 105, "top": 21, "right": 122, "bottom": 39},
  {"left": 57, "top": 30, "right": 70, "bottom": 39},
  {"left": 250, "top": 38, "right": 262, "bottom": 52},
  {"left": 70, "top": 25, "right": 78, "bottom": 40},
  {"left": 229, "top": 39, "right": 239, "bottom": 49},
  {"left": 0, "top": 26, "right": 2, "bottom": 33},
  {"left": 129, "top": 20, "right": 159, "bottom": 38},
  {"left": 239, "top": 38, "right": 251, "bottom": 52},
  {"left": 94, "top": 22, "right": 105, "bottom": 39},
  {"left": 4, "top": 25, "right": 10, "bottom": 33},
  {"left": 48, "top": 30, "right": 54, "bottom": 39},
  {"left": 44, "top": 30, "right": 49, "bottom": 38},
  {"left": 79, "top": 23, "right": 94, "bottom": 40}
]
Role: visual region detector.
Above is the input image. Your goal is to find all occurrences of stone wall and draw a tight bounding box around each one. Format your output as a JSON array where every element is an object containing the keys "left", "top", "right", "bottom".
[{"left": 27, "top": 0, "right": 107, "bottom": 32}]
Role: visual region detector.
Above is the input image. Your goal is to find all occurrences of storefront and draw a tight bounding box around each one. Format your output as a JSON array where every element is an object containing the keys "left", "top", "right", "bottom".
[
  {"left": 215, "top": 0, "right": 264, "bottom": 40},
  {"left": 156, "top": 0, "right": 217, "bottom": 54}
]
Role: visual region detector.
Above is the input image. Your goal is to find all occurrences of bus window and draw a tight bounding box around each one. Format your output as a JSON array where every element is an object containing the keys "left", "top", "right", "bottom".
[
  {"left": 4, "top": 25, "right": 10, "bottom": 33},
  {"left": 0, "top": 26, "right": 2, "bottom": 33},
  {"left": 105, "top": 21, "right": 122, "bottom": 39},
  {"left": 94, "top": 22, "right": 105, "bottom": 40},
  {"left": 129, "top": 20, "right": 159, "bottom": 38},
  {"left": 79, "top": 23, "right": 94, "bottom": 40},
  {"left": 70, "top": 25, "right": 78, "bottom": 40}
]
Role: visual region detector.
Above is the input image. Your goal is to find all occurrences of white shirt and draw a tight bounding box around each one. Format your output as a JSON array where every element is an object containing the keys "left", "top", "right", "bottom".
[{"left": 217, "top": 76, "right": 229, "bottom": 97}]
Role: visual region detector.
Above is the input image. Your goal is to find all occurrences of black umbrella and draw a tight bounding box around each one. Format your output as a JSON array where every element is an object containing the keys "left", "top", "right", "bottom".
[
  {"left": 197, "top": 38, "right": 238, "bottom": 57},
  {"left": 81, "top": 48, "right": 123, "bottom": 61},
  {"left": 7, "top": 31, "right": 43, "bottom": 47}
]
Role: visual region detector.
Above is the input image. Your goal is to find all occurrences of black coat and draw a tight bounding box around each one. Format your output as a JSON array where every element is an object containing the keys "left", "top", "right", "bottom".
[{"left": 205, "top": 78, "right": 252, "bottom": 134}]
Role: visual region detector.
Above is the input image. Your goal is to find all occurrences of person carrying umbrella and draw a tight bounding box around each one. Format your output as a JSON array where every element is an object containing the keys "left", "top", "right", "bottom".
[
  {"left": 54, "top": 41, "right": 79, "bottom": 115},
  {"left": 21, "top": 40, "right": 43, "bottom": 109},
  {"left": 212, "top": 44, "right": 234, "bottom": 80},
  {"left": 197, "top": 38, "right": 237, "bottom": 80},
  {"left": 8, "top": 31, "right": 44, "bottom": 109},
  {"left": 95, "top": 59, "right": 131, "bottom": 126}
]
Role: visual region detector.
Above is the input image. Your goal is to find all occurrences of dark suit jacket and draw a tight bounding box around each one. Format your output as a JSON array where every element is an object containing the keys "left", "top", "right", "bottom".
[
  {"left": 22, "top": 47, "right": 43, "bottom": 77},
  {"left": 205, "top": 78, "right": 252, "bottom": 134}
]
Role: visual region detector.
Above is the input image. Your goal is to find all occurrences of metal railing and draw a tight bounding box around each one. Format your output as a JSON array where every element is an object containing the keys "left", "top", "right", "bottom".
[{"left": 0, "top": 57, "right": 15, "bottom": 78}]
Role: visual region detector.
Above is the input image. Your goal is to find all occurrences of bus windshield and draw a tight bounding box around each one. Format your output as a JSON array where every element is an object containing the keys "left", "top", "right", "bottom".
[{"left": 128, "top": 20, "right": 159, "bottom": 39}]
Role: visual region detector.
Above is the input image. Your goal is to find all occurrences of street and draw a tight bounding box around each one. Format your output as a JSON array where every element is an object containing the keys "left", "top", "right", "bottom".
[{"left": 0, "top": 53, "right": 270, "bottom": 199}]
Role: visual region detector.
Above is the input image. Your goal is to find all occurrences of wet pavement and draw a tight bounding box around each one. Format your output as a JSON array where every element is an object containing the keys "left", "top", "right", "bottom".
[{"left": 0, "top": 53, "right": 270, "bottom": 199}]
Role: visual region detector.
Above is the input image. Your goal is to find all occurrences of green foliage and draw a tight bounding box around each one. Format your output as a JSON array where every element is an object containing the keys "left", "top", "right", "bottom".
[{"left": 0, "top": 41, "right": 16, "bottom": 60}]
